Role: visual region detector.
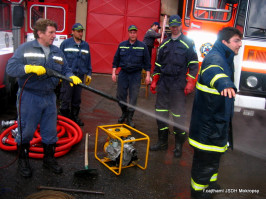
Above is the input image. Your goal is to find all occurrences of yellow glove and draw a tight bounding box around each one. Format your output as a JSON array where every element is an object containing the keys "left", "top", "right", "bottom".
[
  {"left": 69, "top": 76, "right": 82, "bottom": 87},
  {"left": 24, "top": 65, "right": 46, "bottom": 76},
  {"left": 85, "top": 75, "right": 92, "bottom": 86}
]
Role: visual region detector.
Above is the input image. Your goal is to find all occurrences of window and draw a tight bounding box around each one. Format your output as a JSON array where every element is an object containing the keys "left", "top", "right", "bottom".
[
  {"left": 235, "top": 0, "right": 247, "bottom": 35},
  {"left": 0, "top": 3, "right": 11, "bottom": 31},
  {"left": 245, "top": 0, "right": 266, "bottom": 38},
  {"left": 184, "top": 0, "right": 193, "bottom": 27},
  {"left": 193, "top": 0, "right": 232, "bottom": 21},
  {"left": 30, "top": 5, "right": 66, "bottom": 33}
]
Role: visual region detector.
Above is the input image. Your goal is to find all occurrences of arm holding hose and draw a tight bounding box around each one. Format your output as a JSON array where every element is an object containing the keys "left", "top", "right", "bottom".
[
  {"left": 24, "top": 65, "right": 46, "bottom": 76},
  {"left": 23, "top": 64, "right": 81, "bottom": 86}
]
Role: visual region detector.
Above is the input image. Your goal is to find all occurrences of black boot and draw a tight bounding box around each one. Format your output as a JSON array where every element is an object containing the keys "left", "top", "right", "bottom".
[
  {"left": 118, "top": 107, "right": 128, "bottom": 123},
  {"left": 126, "top": 111, "right": 135, "bottom": 127},
  {"left": 71, "top": 106, "right": 84, "bottom": 126},
  {"left": 59, "top": 108, "right": 70, "bottom": 118},
  {"left": 17, "top": 143, "right": 32, "bottom": 178},
  {"left": 43, "top": 143, "right": 63, "bottom": 174},
  {"left": 150, "top": 129, "right": 168, "bottom": 151},
  {"left": 173, "top": 132, "right": 186, "bottom": 158},
  {"left": 173, "top": 143, "right": 183, "bottom": 158}
]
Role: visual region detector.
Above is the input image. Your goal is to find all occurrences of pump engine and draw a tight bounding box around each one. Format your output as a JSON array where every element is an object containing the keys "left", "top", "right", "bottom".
[{"left": 104, "top": 127, "right": 138, "bottom": 166}]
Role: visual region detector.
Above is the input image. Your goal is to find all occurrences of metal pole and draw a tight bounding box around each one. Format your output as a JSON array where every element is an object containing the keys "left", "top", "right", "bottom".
[{"left": 37, "top": 186, "right": 104, "bottom": 195}]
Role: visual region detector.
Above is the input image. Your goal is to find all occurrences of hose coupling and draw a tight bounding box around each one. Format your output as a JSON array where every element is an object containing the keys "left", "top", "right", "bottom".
[{"left": 1, "top": 120, "right": 17, "bottom": 128}]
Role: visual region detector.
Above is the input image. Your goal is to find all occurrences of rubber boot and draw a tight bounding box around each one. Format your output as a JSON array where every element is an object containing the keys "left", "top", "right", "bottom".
[
  {"left": 173, "top": 135, "right": 183, "bottom": 158},
  {"left": 173, "top": 133, "right": 186, "bottom": 158},
  {"left": 43, "top": 143, "right": 63, "bottom": 174},
  {"left": 71, "top": 106, "right": 84, "bottom": 126},
  {"left": 17, "top": 143, "right": 32, "bottom": 178},
  {"left": 59, "top": 108, "right": 70, "bottom": 118},
  {"left": 126, "top": 111, "right": 135, "bottom": 128},
  {"left": 118, "top": 107, "right": 128, "bottom": 123},
  {"left": 150, "top": 129, "right": 168, "bottom": 151}
]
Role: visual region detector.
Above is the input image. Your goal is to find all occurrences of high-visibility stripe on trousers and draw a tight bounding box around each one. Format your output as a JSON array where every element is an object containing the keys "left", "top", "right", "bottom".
[
  {"left": 155, "top": 78, "right": 186, "bottom": 135},
  {"left": 191, "top": 148, "right": 222, "bottom": 192}
]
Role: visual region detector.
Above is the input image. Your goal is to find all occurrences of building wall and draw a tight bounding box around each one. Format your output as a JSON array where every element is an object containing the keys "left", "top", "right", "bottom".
[
  {"left": 76, "top": 0, "right": 180, "bottom": 31},
  {"left": 76, "top": 0, "right": 88, "bottom": 40},
  {"left": 75, "top": 0, "right": 180, "bottom": 73},
  {"left": 161, "top": 0, "right": 178, "bottom": 16}
]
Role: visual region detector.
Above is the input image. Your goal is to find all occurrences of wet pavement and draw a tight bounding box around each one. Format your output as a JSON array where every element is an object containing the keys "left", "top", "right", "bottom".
[{"left": 0, "top": 73, "right": 265, "bottom": 199}]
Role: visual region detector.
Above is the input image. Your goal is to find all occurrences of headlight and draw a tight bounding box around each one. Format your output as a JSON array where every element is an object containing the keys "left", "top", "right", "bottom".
[{"left": 246, "top": 76, "right": 258, "bottom": 88}]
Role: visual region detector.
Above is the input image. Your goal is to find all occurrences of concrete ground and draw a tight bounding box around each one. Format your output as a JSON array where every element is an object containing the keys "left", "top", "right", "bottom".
[{"left": 0, "top": 73, "right": 265, "bottom": 199}]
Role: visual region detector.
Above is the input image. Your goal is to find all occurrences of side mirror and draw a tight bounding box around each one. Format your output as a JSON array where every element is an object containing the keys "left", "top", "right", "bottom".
[{"left": 13, "top": 6, "right": 24, "bottom": 27}]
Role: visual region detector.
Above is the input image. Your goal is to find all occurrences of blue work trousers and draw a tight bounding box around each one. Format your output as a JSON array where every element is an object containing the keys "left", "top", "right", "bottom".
[
  {"left": 60, "top": 74, "right": 83, "bottom": 109},
  {"left": 117, "top": 70, "right": 142, "bottom": 112},
  {"left": 16, "top": 89, "right": 57, "bottom": 144}
]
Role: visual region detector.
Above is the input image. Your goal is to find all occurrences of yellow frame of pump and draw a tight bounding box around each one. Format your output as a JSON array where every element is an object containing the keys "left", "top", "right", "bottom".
[{"left": 94, "top": 124, "right": 150, "bottom": 175}]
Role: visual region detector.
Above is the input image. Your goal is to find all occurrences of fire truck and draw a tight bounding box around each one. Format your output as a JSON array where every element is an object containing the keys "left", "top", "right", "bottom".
[
  {"left": 180, "top": 0, "right": 266, "bottom": 112},
  {"left": 0, "top": 0, "right": 71, "bottom": 109}
]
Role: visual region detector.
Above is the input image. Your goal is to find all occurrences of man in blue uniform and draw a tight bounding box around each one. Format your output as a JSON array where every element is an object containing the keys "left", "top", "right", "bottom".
[
  {"left": 59, "top": 23, "right": 92, "bottom": 126},
  {"left": 149, "top": 15, "right": 199, "bottom": 158},
  {"left": 112, "top": 25, "right": 151, "bottom": 127},
  {"left": 6, "top": 18, "right": 82, "bottom": 177},
  {"left": 189, "top": 27, "right": 242, "bottom": 198}
]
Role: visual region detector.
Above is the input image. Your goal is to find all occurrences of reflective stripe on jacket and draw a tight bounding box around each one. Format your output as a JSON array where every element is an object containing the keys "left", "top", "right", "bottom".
[
  {"left": 112, "top": 39, "right": 151, "bottom": 73},
  {"left": 153, "top": 34, "right": 199, "bottom": 89},
  {"left": 6, "top": 40, "right": 73, "bottom": 94},
  {"left": 189, "top": 40, "right": 236, "bottom": 152},
  {"left": 60, "top": 37, "right": 92, "bottom": 76}
]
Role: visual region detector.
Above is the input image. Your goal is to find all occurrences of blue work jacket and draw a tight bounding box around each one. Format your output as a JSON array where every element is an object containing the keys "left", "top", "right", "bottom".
[
  {"left": 6, "top": 40, "right": 73, "bottom": 95},
  {"left": 112, "top": 39, "right": 151, "bottom": 73},
  {"left": 60, "top": 37, "right": 92, "bottom": 76},
  {"left": 189, "top": 40, "right": 237, "bottom": 153},
  {"left": 154, "top": 34, "right": 199, "bottom": 88}
]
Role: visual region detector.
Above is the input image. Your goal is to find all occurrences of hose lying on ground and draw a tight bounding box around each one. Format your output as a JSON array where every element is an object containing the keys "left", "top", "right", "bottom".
[{"left": 0, "top": 115, "right": 83, "bottom": 158}]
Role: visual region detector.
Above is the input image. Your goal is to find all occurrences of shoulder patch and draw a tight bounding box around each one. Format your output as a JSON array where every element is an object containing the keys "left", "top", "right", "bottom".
[{"left": 200, "top": 42, "right": 213, "bottom": 58}]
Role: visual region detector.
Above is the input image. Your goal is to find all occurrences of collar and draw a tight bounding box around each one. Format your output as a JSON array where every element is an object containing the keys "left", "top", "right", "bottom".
[
  {"left": 69, "top": 37, "right": 84, "bottom": 46},
  {"left": 166, "top": 33, "right": 184, "bottom": 41},
  {"left": 213, "top": 40, "right": 235, "bottom": 63},
  {"left": 126, "top": 39, "right": 139, "bottom": 46},
  {"left": 32, "top": 39, "right": 59, "bottom": 53}
]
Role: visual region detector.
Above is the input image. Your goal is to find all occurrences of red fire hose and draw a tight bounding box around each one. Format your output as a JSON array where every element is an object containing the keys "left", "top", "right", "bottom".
[{"left": 0, "top": 115, "right": 83, "bottom": 159}]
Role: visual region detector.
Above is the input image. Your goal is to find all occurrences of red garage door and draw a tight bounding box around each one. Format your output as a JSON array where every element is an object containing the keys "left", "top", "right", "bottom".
[{"left": 86, "top": 0, "right": 161, "bottom": 74}]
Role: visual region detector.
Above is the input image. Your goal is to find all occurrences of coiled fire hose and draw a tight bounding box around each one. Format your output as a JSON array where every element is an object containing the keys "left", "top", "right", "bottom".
[
  {"left": 0, "top": 68, "right": 120, "bottom": 162},
  {"left": 0, "top": 115, "right": 83, "bottom": 158}
]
